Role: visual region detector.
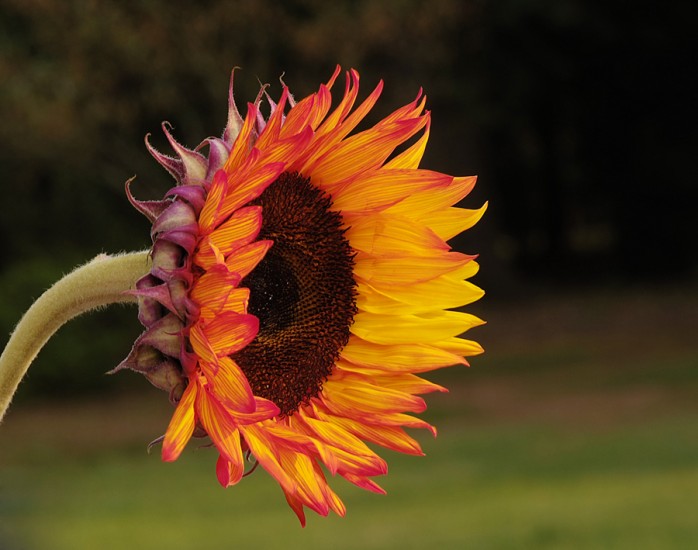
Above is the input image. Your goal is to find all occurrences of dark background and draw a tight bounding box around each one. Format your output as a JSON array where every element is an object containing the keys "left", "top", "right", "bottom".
[{"left": 0, "top": 0, "right": 695, "bottom": 396}]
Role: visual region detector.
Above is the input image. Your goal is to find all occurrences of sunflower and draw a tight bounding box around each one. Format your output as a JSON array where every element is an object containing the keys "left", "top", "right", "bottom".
[{"left": 118, "top": 66, "right": 486, "bottom": 525}]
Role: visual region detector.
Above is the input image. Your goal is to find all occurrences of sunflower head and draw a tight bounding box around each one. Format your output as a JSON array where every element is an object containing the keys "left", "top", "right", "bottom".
[{"left": 116, "top": 66, "right": 486, "bottom": 525}]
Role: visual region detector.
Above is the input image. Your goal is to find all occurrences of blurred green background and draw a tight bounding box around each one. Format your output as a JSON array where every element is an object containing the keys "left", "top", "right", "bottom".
[{"left": 0, "top": 1, "right": 696, "bottom": 548}]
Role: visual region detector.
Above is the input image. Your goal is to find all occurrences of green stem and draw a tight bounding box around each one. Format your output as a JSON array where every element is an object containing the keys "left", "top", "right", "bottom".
[{"left": 0, "top": 251, "right": 152, "bottom": 423}]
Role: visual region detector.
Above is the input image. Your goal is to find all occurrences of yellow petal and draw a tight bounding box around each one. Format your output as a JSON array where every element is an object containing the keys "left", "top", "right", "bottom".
[
  {"left": 354, "top": 252, "right": 473, "bottom": 285},
  {"left": 341, "top": 335, "right": 467, "bottom": 372},
  {"left": 417, "top": 202, "right": 488, "bottom": 241},
  {"left": 435, "top": 336, "right": 485, "bottom": 358},
  {"left": 351, "top": 310, "right": 484, "bottom": 345},
  {"left": 366, "top": 372, "right": 447, "bottom": 395},
  {"left": 374, "top": 274, "right": 485, "bottom": 313},
  {"left": 359, "top": 274, "right": 484, "bottom": 314},
  {"left": 346, "top": 214, "right": 448, "bottom": 258}
]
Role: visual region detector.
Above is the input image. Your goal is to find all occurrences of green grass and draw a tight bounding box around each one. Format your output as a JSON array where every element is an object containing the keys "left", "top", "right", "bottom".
[
  {"left": 1, "top": 287, "right": 697, "bottom": 549},
  {"left": 1, "top": 415, "right": 696, "bottom": 550}
]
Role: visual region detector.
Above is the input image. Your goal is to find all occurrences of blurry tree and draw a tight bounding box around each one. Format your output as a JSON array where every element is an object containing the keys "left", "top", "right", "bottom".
[{"left": 474, "top": 1, "right": 695, "bottom": 281}]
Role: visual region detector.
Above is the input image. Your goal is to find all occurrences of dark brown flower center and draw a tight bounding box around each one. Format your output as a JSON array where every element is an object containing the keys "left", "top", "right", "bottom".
[{"left": 235, "top": 172, "right": 357, "bottom": 416}]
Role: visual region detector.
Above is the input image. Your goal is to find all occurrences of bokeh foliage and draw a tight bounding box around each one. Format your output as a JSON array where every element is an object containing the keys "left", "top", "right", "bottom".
[{"left": 0, "top": 0, "right": 694, "bottom": 394}]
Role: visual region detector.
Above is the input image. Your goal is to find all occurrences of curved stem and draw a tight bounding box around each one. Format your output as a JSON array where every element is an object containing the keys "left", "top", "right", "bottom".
[{"left": 0, "top": 251, "right": 152, "bottom": 423}]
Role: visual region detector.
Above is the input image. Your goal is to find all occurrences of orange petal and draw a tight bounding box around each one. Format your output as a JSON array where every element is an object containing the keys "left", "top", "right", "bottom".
[
  {"left": 295, "top": 71, "right": 379, "bottom": 160},
  {"left": 301, "top": 415, "right": 375, "bottom": 458},
  {"left": 280, "top": 93, "right": 318, "bottom": 138},
  {"left": 243, "top": 424, "right": 338, "bottom": 518},
  {"left": 312, "top": 403, "right": 423, "bottom": 455},
  {"left": 325, "top": 445, "right": 387, "bottom": 478},
  {"left": 225, "top": 101, "right": 258, "bottom": 172},
  {"left": 290, "top": 77, "right": 384, "bottom": 175},
  {"left": 341, "top": 473, "right": 386, "bottom": 495},
  {"left": 210, "top": 356, "right": 256, "bottom": 414},
  {"left": 241, "top": 425, "right": 302, "bottom": 496},
  {"left": 203, "top": 312, "right": 259, "bottom": 357},
  {"left": 197, "top": 206, "right": 263, "bottom": 265},
  {"left": 162, "top": 380, "right": 198, "bottom": 462},
  {"left": 384, "top": 117, "right": 431, "bottom": 170},
  {"left": 231, "top": 396, "right": 280, "bottom": 423},
  {"left": 226, "top": 239, "right": 273, "bottom": 279},
  {"left": 219, "top": 287, "right": 250, "bottom": 315},
  {"left": 198, "top": 169, "right": 229, "bottom": 234},
  {"left": 279, "top": 76, "right": 336, "bottom": 138},
  {"left": 387, "top": 175, "right": 477, "bottom": 216},
  {"left": 190, "top": 268, "right": 241, "bottom": 320},
  {"left": 217, "top": 156, "right": 284, "bottom": 225},
  {"left": 276, "top": 451, "right": 331, "bottom": 517},
  {"left": 306, "top": 83, "right": 335, "bottom": 130},
  {"left": 361, "top": 411, "right": 438, "bottom": 437},
  {"left": 314, "top": 69, "right": 362, "bottom": 136},
  {"left": 259, "top": 126, "right": 315, "bottom": 167},
  {"left": 189, "top": 323, "right": 219, "bottom": 366},
  {"left": 331, "top": 168, "right": 449, "bottom": 213},
  {"left": 195, "top": 384, "right": 246, "bottom": 466},
  {"left": 306, "top": 117, "right": 427, "bottom": 193},
  {"left": 283, "top": 491, "right": 307, "bottom": 527},
  {"left": 253, "top": 88, "right": 289, "bottom": 150},
  {"left": 348, "top": 422, "right": 423, "bottom": 456},
  {"left": 216, "top": 453, "right": 246, "bottom": 488}
]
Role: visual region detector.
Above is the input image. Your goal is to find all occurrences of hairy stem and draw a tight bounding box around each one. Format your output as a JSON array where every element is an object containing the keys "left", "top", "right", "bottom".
[{"left": 0, "top": 251, "right": 152, "bottom": 423}]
